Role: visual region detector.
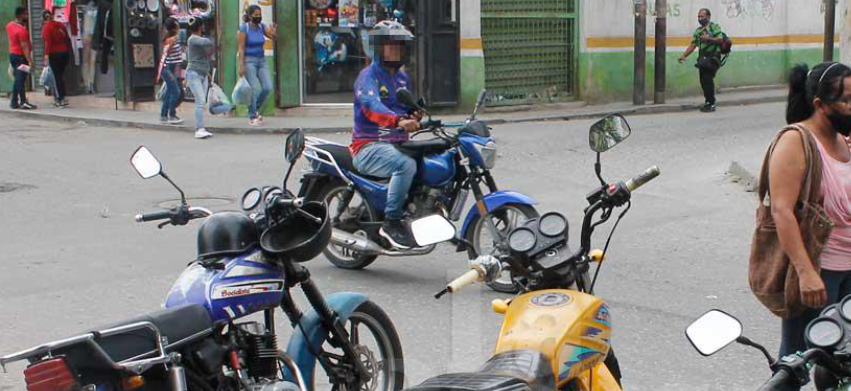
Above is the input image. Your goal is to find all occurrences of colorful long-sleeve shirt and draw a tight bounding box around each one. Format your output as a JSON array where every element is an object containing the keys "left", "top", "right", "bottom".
[
  {"left": 692, "top": 22, "right": 723, "bottom": 56},
  {"left": 350, "top": 62, "right": 414, "bottom": 156}
]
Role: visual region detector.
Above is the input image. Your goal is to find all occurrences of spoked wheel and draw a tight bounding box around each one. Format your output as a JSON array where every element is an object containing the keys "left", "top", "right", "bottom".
[
  {"left": 320, "top": 182, "right": 379, "bottom": 270},
  {"left": 314, "top": 301, "right": 405, "bottom": 391},
  {"left": 465, "top": 203, "right": 539, "bottom": 293}
]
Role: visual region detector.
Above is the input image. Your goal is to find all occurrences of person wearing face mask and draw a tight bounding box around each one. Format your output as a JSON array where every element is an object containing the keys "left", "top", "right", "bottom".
[
  {"left": 678, "top": 8, "right": 724, "bottom": 113},
  {"left": 348, "top": 20, "right": 422, "bottom": 249},
  {"left": 237, "top": 5, "right": 277, "bottom": 126},
  {"left": 6, "top": 7, "right": 36, "bottom": 110},
  {"left": 764, "top": 62, "right": 851, "bottom": 382},
  {"left": 42, "top": 9, "right": 72, "bottom": 108}
]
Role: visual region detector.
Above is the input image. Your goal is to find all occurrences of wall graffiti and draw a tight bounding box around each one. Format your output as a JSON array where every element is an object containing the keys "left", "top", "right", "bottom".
[{"left": 721, "top": 0, "right": 775, "bottom": 20}]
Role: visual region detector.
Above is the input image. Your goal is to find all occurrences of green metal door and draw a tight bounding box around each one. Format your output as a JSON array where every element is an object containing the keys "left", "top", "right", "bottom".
[{"left": 481, "top": 0, "right": 577, "bottom": 105}]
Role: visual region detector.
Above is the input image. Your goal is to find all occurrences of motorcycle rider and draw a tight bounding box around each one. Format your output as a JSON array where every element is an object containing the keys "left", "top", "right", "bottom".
[{"left": 349, "top": 20, "right": 421, "bottom": 249}]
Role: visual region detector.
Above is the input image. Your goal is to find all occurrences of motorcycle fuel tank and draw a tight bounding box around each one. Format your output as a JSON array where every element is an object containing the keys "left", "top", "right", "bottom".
[
  {"left": 493, "top": 289, "right": 612, "bottom": 387},
  {"left": 418, "top": 149, "right": 456, "bottom": 187},
  {"left": 164, "top": 249, "right": 286, "bottom": 323}
]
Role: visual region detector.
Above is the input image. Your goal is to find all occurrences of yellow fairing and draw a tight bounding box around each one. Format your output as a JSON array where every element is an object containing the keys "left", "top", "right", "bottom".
[
  {"left": 574, "top": 363, "right": 622, "bottom": 391},
  {"left": 493, "top": 289, "right": 612, "bottom": 388}
]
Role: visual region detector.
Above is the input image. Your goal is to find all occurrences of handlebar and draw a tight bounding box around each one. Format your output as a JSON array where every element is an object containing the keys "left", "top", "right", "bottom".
[
  {"left": 625, "top": 166, "right": 661, "bottom": 192},
  {"left": 757, "top": 369, "right": 790, "bottom": 391},
  {"left": 135, "top": 210, "right": 173, "bottom": 223},
  {"left": 435, "top": 256, "right": 502, "bottom": 299},
  {"left": 135, "top": 206, "right": 212, "bottom": 226}
]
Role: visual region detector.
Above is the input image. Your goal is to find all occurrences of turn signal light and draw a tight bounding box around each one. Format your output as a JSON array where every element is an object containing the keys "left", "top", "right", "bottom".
[
  {"left": 24, "top": 357, "right": 79, "bottom": 391},
  {"left": 589, "top": 249, "right": 605, "bottom": 263},
  {"left": 121, "top": 375, "right": 146, "bottom": 390}
]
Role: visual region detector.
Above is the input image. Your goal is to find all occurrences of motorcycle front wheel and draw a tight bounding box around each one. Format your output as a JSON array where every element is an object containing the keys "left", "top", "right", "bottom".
[
  {"left": 465, "top": 203, "right": 539, "bottom": 293},
  {"left": 312, "top": 300, "right": 405, "bottom": 391}
]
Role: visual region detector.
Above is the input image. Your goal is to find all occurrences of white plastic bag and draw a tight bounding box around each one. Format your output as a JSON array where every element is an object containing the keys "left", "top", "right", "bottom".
[
  {"left": 231, "top": 77, "right": 253, "bottom": 106},
  {"left": 208, "top": 82, "right": 230, "bottom": 107},
  {"left": 39, "top": 67, "right": 54, "bottom": 90}
]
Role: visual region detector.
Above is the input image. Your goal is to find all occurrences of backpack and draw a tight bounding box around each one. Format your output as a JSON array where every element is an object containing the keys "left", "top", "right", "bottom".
[{"left": 720, "top": 32, "right": 733, "bottom": 55}]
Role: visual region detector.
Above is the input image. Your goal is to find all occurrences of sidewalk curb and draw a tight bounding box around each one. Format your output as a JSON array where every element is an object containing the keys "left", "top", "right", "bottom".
[
  {"left": 728, "top": 161, "right": 759, "bottom": 192},
  {"left": 1, "top": 94, "right": 786, "bottom": 135}
]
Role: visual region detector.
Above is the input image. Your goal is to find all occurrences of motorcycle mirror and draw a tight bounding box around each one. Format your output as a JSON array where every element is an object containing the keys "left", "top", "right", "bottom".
[
  {"left": 396, "top": 88, "right": 422, "bottom": 111},
  {"left": 470, "top": 89, "right": 488, "bottom": 121},
  {"left": 410, "top": 215, "right": 456, "bottom": 246},
  {"left": 130, "top": 146, "right": 163, "bottom": 179},
  {"left": 686, "top": 310, "right": 743, "bottom": 356},
  {"left": 285, "top": 129, "right": 306, "bottom": 164},
  {"left": 417, "top": 97, "right": 428, "bottom": 110},
  {"left": 589, "top": 114, "right": 632, "bottom": 153}
]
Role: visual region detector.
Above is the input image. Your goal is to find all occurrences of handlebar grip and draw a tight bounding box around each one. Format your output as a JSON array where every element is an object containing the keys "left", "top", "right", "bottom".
[
  {"left": 277, "top": 197, "right": 305, "bottom": 208},
  {"left": 756, "top": 369, "right": 791, "bottom": 391},
  {"left": 135, "top": 210, "right": 173, "bottom": 223},
  {"left": 625, "top": 166, "right": 661, "bottom": 192},
  {"left": 446, "top": 269, "right": 483, "bottom": 294}
]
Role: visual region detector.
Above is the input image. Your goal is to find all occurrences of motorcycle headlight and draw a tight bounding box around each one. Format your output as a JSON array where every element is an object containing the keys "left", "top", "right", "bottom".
[{"left": 474, "top": 141, "right": 497, "bottom": 169}]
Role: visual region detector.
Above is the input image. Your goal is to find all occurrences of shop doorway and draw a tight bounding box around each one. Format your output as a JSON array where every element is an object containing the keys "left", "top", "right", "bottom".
[{"left": 481, "top": 0, "right": 578, "bottom": 105}]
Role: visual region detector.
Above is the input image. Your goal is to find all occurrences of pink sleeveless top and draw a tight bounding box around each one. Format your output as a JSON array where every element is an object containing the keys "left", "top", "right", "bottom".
[{"left": 814, "top": 137, "right": 851, "bottom": 271}]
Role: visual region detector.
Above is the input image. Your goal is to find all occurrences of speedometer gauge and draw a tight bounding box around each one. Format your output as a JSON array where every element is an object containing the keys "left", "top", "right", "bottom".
[
  {"left": 508, "top": 228, "right": 537, "bottom": 253},
  {"left": 539, "top": 213, "right": 568, "bottom": 237},
  {"left": 841, "top": 296, "right": 851, "bottom": 322},
  {"left": 806, "top": 318, "right": 844, "bottom": 349}
]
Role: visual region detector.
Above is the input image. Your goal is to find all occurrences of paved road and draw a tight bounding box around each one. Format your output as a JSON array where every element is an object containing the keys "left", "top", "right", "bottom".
[{"left": 0, "top": 103, "right": 797, "bottom": 390}]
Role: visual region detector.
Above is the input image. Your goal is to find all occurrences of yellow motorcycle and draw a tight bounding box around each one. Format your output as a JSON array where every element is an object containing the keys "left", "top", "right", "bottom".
[{"left": 412, "top": 114, "right": 660, "bottom": 391}]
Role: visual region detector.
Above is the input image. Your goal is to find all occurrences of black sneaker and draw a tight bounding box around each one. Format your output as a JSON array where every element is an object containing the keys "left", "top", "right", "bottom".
[
  {"left": 380, "top": 219, "right": 415, "bottom": 249},
  {"left": 700, "top": 103, "right": 716, "bottom": 113},
  {"left": 21, "top": 102, "right": 37, "bottom": 110}
]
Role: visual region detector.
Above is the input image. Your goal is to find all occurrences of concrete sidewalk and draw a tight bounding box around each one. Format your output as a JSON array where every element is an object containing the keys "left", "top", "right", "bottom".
[{"left": 0, "top": 85, "right": 786, "bottom": 134}]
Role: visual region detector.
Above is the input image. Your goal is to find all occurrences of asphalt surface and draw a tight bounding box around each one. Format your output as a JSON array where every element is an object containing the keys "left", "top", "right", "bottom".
[{"left": 0, "top": 102, "right": 800, "bottom": 390}]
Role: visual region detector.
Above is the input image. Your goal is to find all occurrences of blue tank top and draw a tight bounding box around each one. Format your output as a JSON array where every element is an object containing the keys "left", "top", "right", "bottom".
[{"left": 241, "top": 23, "right": 266, "bottom": 58}]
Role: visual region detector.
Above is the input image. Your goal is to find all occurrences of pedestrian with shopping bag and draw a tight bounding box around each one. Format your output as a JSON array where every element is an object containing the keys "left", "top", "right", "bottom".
[{"left": 42, "top": 9, "right": 72, "bottom": 108}]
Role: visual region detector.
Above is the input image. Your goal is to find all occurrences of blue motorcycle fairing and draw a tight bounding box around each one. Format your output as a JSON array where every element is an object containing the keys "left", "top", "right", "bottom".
[
  {"left": 419, "top": 149, "right": 456, "bottom": 187},
  {"left": 164, "top": 248, "right": 286, "bottom": 323},
  {"left": 284, "top": 292, "right": 369, "bottom": 391},
  {"left": 458, "top": 134, "right": 492, "bottom": 169},
  {"left": 460, "top": 191, "right": 538, "bottom": 237}
]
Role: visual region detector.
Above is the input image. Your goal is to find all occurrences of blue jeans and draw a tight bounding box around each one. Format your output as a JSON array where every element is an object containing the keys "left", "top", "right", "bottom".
[
  {"left": 186, "top": 70, "right": 208, "bottom": 130},
  {"left": 780, "top": 269, "right": 851, "bottom": 361},
  {"left": 244, "top": 56, "right": 272, "bottom": 119},
  {"left": 10, "top": 54, "right": 28, "bottom": 108},
  {"left": 353, "top": 142, "right": 417, "bottom": 220},
  {"left": 160, "top": 64, "right": 180, "bottom": 119}
]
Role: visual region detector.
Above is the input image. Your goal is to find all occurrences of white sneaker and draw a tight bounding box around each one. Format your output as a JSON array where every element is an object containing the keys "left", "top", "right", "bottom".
[
  {"left": 194, "top": 128, "right": 213, "bottom": 139},
  {"left": 249, "top": 118, "right": 263, "bottom": 126}
]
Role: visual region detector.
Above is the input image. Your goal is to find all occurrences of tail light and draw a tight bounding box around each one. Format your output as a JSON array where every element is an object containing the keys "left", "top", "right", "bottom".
[{"left": 24, "top": 357, "right": 79, "bottom": 391}]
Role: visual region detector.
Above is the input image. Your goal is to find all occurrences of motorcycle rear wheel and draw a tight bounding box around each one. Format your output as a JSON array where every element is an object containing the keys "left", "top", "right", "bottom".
[
  {"left": 465, "top": 203, "right": 539, "bottom": 293},
  {"left": 320, "top": 182, "right": 380, "bottom": 270}
]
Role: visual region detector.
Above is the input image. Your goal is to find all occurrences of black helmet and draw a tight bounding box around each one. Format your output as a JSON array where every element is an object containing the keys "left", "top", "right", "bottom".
[
  {"left": 369, "top": 20, "right": 414, "bottom": 69},
  {"left": 197, "top": 212, "right": 259, "bottom": 260},
  {"left": 260, "top": 202, "right": 330, "bottom": 262}
]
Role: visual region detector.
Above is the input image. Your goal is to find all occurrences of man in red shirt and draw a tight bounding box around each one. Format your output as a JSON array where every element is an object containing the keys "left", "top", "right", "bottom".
[
  {"left": 42, "top": 9, "right": 71, "bottom": 107},
  {"left": 6, "top": 7, "right": 36, "bottom": 110}
]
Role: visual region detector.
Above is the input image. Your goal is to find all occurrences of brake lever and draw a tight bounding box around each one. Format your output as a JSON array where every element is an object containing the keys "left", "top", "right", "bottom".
[
  {"left": 296, "top": 208, "right": 323, "bottom": 224},
  {"left": 157, "top": 221, "right": 171, "bottom": 229}
]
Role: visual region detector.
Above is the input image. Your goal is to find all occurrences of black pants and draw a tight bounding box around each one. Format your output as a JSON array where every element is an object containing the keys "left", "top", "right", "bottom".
[
  {"left": 699, "top": 66, "right": 716, "bottom": 105},
  {"left": 9, "top": 54, "right": 29, "bottom": 108},
  {"left": 48, "top": 51, "right": 71, "bottom": 102}
]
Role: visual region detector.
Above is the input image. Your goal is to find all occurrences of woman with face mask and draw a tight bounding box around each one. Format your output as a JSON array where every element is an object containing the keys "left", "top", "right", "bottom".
[
  {"left": 237, "top": 5, "right": 277, "bottom": 126},
  {"left": 42, "top": 9, "right": 72, "bottom": 108},
  {"left": 768, "top": 62, "right": 851, "bottom": 371}
]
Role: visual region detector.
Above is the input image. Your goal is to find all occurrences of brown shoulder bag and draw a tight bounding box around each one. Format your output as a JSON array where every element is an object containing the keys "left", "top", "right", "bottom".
[{"left": 748, "top": 124, "right": 834, "bottom": 319}]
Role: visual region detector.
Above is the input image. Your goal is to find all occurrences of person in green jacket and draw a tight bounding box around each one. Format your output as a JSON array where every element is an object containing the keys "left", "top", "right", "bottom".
[{"left": 678, "top": 8, "right": 725, "bottom": 113}]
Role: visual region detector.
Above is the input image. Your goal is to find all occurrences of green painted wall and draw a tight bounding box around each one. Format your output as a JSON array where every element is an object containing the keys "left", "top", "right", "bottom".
[
  {"left": 0, "top": 2, "right": 17, "bottom": 94},
  {"left": 578, "top": 47, "right": 839, "bottom": 103},
  {"left": 460, "top": 56, "right": 485, "bottom": 111},
  {"left": 278, "top": 1, "right": 299, "bottom": 108}
]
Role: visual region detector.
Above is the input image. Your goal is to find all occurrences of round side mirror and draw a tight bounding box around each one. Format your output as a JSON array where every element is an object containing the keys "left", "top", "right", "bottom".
[{"left": 589, "top": 114, "right": 632, "bottom": 153}]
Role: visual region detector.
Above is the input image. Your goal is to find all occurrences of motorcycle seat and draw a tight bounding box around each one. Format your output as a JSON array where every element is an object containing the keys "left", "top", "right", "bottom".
[
  {"left": 405, "top": 350, "right": 554, "bottom": 391},
  {"left": 312, "top": 144, "right": 390, "bottom": 183},
  {"left": 396, "top": 139, "right": 453, "bottom": 158},
  {"left": 55, "top": 304, "right": 214, "bottom": 368}
]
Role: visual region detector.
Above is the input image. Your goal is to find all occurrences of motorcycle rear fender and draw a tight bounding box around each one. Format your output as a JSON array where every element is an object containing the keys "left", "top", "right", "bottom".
[
  {"left": 573, "top": 363, "right": 621, "bottom": 391},
  {"left": 460, "top": 191, "right": 537, "bottom": 238},
  {"left": 297, "top": 172, "right": 336, "bottom": 200},
  {"left": 284, "top": 292, "right": 369, "bottom": 391}
]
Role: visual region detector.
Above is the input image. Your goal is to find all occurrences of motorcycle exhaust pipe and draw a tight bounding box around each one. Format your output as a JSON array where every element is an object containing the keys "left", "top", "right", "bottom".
[
  {"left": 331, "top": 228, "right": 384, "bottom": 255},
  {"left": 331, "top": 228, "right": 437, "bottom": 257}
]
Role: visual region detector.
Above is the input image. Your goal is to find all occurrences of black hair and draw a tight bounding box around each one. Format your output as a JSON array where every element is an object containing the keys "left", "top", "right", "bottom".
[
  {"left": 786, "top": 62, "right": 851, "bottom": 124},
  {"left": 42, "top": 9, "right": 52, "bottom": 20},
  {"left": 243, "top": 5, "right": 261, "bottom": 23},
  {"left": 15, "top": 6, "right": 27, "bottom": 18},
  {"left": 699, "top": 8, "right": 711, "bottom": 17},
  {"left": 189, "top": 18, "right": 203, "bottom": 33},
  {"left": 164, "top": 17, "right": 179, "bottom": 34}
]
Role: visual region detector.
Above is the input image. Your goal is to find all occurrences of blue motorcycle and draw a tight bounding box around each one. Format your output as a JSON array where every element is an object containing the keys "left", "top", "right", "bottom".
[
  {"left": 0, "top": 133, "right": 404, "bottom": 391},
  {"left": 298, "top": 90, "right": 538, "bottom": 293}
]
